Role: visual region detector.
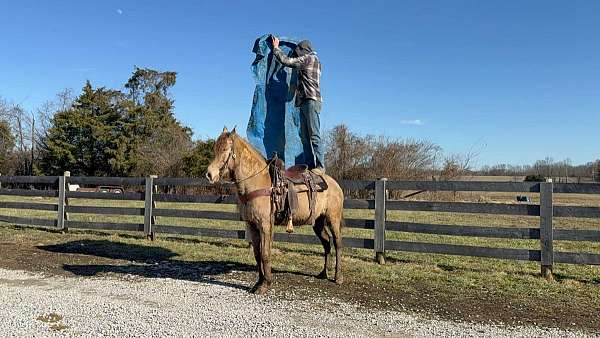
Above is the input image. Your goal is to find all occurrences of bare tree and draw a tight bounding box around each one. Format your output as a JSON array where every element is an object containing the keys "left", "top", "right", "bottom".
[
  {"left": 324, "top": 124, "right": 373, "bottom": 180},
  {"left": 0, "top": 90, "right": 74, "bottom": 175},
  {"left": 35, "top": 101, "right": 56, "bottom": 139},
  {"left": 325, "top": 124, "right": 451, "bottom": 181},
  {"left": 132, "top": 124, "right": 193, "bottom": 177},
  {"left": 370, "top": 137, "right": 441, "bottom": 180},
  {"left": 56, "top": 88, "right": 74, "bottom": 112},
  {"left": 0, "top": 100, "right": 33, "bottom": 174}
]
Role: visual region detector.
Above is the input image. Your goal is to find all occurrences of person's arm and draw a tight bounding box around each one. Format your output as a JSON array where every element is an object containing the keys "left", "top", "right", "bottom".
[{"left": 271, "top": 36, "right": 310, "bottom": 68}]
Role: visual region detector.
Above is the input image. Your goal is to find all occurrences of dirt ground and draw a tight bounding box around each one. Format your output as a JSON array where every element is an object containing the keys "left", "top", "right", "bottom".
[{"left": 1, "top": 226, "right": 599, "bottom": 333}]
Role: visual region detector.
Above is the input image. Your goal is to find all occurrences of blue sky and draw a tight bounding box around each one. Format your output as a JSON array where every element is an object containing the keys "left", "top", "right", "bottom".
[{"left": 0, "top": 1, "right": 598, "bottom": 167}]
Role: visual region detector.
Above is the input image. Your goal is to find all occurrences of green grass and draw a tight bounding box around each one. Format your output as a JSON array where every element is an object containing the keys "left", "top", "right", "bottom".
[{"left": 0, "top": 192, "right": 599, "bottom": 328}]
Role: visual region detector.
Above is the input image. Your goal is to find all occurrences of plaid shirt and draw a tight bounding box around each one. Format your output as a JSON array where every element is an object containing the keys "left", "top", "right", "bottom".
[{"left": 273, "top": 47, "right": 322, "bottom": 106}]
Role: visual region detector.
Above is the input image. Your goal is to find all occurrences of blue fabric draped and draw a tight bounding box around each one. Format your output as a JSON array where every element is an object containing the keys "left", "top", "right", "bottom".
[{"left": 246, "top": 34, "right": 304, "bottom": 168}]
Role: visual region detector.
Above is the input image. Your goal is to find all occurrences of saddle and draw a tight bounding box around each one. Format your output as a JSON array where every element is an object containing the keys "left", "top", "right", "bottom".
[{"left": 269, "top": 156, "right": 328, "bottom": 228}]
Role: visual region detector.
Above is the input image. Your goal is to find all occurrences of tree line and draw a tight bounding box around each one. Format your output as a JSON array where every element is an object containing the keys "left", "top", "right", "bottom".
[
  {"left": 477, "top": 158, "right": 600, "bottom": 182},
  {"left": 323, "top": 124, "right": 476, "bottom": 181},
  {"left": 0, "top": 67, "right": 213, "bottom": 178},
  {"left": 322, "top": 126, "right": 599, "bottom": 183}
]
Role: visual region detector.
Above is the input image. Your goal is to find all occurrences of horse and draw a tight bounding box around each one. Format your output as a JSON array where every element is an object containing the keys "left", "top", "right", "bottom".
[{"left": 205, "top": 127, "right": 344, "bottom": 295}]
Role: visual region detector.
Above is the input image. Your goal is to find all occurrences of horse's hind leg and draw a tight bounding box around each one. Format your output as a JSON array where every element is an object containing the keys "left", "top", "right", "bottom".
[
  {"left": 328, "top": 215, "right": 344, "bottom": 284},
  {"left": 313, "top": 215, "right": 331, "bottom": 279}
]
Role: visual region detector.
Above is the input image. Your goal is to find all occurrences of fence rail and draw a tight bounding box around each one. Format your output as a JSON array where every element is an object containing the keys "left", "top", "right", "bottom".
[
  {"left": 0, "top": 174, "right": 599, "bottom": 278},
  {"left": 386, "top": 200, "right": 541, "bottom": 215}
]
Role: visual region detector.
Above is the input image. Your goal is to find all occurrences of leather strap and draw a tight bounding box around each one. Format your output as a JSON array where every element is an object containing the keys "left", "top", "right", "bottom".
[{"left": 239, "top": 188, "right": 272, "bottom": 204}]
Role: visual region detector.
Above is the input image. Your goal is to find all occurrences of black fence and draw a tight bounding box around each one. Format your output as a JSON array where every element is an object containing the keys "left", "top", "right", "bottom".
[{"left": 1, "top": 174, "right": 599, "bottom": 279}]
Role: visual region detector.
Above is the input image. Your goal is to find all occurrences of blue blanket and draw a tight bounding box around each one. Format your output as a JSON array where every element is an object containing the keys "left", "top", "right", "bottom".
[{"left": 246, "top": 34, "right": 304, "bottom": 168}]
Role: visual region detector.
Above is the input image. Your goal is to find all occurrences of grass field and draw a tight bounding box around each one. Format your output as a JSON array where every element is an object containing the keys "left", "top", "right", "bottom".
[{"left": 0, "top": 189, "right": 599, "bottom": 330}]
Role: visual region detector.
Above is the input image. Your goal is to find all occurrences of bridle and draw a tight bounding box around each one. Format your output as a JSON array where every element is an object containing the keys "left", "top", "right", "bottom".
[
  {"left": 216, "top": 136, "right": 276, "bottom": 206},
  {"left": 218, "top": 137, "right": 275, "bottom": 184},
  {"left": 217, "top": 140, "right": 236, "bottom": 174}
]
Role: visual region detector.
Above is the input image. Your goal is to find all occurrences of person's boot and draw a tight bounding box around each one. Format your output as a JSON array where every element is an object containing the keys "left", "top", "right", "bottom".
[{"left": 312, "top": 167, "right": 325, "bottom": 175}]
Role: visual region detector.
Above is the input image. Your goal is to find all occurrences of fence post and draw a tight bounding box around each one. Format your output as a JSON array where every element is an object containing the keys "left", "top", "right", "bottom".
[
  {"left": 144, "top": 175, "right": 155, "bottom": 240},
  {"left": 374, "top": 178, "right": 387, "bottom": 264},
  {"left": 57, "top": 171, "right": 70, "bottom": 231},
  {"left": 540, "top": 179, "right": 554, "bottom": 281},
  {"left": 151, "top": 175, "right": 158, "bottom": 240},
  {"left": 65, "top": 171, "right": 70, "bottom": 226}
]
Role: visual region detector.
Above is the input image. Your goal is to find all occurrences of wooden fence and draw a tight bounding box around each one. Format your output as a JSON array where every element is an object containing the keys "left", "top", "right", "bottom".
[{"left": 1, "top": 174, "right": 599, "bottom": 279}]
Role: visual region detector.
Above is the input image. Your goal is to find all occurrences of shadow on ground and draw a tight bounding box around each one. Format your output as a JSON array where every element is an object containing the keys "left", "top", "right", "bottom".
[
  {"left": 38, "top": 240, "right": 256, "bottom": 290},
  {"left": 1, "top": 227, "right": 598, "bottom": 331}
]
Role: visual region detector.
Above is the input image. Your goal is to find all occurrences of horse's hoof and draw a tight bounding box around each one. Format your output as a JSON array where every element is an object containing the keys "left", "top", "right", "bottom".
[
  {"left": 316, "top": 271, "right": 328, "bottom": 279},
  {"left": 254, "top": 285, "right": 269, "bottom": 296},
  {"left": 249, "top": 282, "right": 262, "bottom": 293}
]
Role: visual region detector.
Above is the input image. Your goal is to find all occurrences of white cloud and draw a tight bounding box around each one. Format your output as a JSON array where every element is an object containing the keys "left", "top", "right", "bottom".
[
  {"left": 400, "top": 119, "right": 424, "bottom": 126},
  {"left": 116, "top": 9, "right": 123, "bottom": 15}
]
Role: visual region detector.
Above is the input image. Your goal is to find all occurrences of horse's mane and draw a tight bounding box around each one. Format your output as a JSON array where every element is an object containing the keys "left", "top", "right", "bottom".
[{"left": 230, "top": 133, "right": 267, "bottom": 163}]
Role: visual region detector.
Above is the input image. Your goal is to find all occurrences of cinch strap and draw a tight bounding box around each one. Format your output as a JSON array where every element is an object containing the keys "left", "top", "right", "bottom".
[{"left": 239, "top": 188, "right": 272, "bottom": 204}]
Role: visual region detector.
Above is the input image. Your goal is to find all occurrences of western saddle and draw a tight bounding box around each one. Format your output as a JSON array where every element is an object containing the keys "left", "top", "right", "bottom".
[{"left": 269, "top": 155, "right": 328, "bottom": 233}]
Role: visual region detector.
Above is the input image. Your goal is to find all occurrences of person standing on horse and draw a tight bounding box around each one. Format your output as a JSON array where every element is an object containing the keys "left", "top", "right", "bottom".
[{"left": 271, "top": 36, "right": 324, "bottom": 173}]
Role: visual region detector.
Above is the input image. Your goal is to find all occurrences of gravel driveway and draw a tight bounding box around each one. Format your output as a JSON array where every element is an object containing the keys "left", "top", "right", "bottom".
[{"left": 0, "top": 268, "right": 594, "bottom": 337}]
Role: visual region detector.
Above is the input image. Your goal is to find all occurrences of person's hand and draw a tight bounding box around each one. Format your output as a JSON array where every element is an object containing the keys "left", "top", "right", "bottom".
[{"left": 272, "top": 35, "right": 279, "bottom": 48}]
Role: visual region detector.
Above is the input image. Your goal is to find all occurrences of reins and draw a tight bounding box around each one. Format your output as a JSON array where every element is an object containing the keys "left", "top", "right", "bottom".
[{"left": 235, "top": 158, "right": 275, "bottom": 184}]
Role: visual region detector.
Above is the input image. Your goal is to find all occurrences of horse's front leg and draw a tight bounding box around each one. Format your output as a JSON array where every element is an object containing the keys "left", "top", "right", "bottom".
[
  {"left": 247, "top": 224, "right": 264, "bottom": 293},
  {"left": 255, "top": 221, "right": 273, "bottom": 295}
]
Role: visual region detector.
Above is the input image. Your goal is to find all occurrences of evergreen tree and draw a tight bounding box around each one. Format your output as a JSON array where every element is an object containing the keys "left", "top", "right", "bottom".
[
  {"left": 182, "top": 139, "right": 215, "bottom": 178},
  {"left": 39, "top": 68, "right": 191, "bottom": 177}
]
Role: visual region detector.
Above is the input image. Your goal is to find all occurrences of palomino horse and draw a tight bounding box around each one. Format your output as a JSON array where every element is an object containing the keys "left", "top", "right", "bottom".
[{"left": 205, "top": 127, "right": 344, "bottom": 295}]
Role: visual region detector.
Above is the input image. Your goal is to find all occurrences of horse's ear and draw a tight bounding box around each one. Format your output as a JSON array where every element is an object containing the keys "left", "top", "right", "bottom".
[
  {"left": 222, "top": 126, "right": 228, "bottom": 133},
  {"left": 231, "top": 126, "right": 237, "bottom": 134}
]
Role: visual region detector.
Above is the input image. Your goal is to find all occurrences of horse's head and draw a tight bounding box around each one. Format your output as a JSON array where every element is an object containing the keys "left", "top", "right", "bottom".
[{"left": 206, "top": 126, "right": 237, "bottom": 183}]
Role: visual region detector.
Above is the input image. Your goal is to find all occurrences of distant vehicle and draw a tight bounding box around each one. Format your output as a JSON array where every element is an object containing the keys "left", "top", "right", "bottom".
[
  {"left": 516, "top": 195, "right": 531, "bottom": 203},
  {"left": 76, "top": 185, "right": 124, "bottom": 194},
  {"left": 98, "top": 186, "right": 124, "bottom": 194}
]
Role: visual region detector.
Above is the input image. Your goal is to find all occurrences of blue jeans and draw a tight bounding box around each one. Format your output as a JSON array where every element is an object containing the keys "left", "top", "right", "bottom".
[{"left": 299, "top": 99, "right": 324, "bottom": 169}]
